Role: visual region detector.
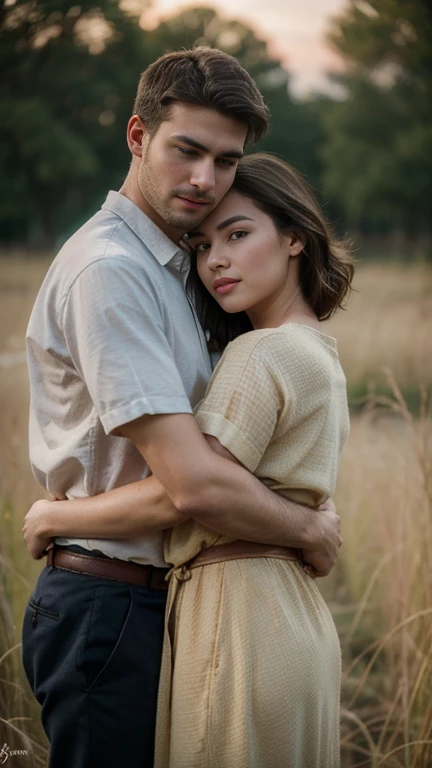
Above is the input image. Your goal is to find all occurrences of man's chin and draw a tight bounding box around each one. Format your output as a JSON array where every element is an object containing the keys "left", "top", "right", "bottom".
[{"left": 166, "top": 208, "right": 210, "bottom": 231}]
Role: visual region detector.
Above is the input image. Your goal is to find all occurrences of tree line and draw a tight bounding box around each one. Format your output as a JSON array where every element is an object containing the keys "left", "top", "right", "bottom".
[{"left": 1, "top": 0, "right": 431, "bottom": 256}]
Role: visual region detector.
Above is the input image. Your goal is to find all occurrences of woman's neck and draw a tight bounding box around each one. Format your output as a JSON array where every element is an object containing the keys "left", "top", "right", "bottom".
[{"left": 247, "top": 287, "right": 319, "bottom": 331}]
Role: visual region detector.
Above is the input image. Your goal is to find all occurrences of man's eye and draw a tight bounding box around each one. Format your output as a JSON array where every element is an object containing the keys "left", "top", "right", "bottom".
[
  {"left": 218, "top": 158, "right": 236, "bottom": 167},
  {"left": 230, "top": 230, "right": 247, "bottom": 241},
  {"left": 177, "top": 146, "right": 197, "bottom": 157}
]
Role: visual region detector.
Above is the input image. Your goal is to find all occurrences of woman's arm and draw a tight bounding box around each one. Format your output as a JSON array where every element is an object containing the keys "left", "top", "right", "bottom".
[
  {"left": 24, "top": 424, "right": 340, "bottom": 576},
  {"left": 22, "top": 437, "right": 239, "bottom": 559},
  {"left": 22, "top": 474, "right": 184, "bottom": 559}
]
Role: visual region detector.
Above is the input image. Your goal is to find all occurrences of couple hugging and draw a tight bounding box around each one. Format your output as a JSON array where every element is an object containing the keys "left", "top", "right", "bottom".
[{"left": 22, "top": 45, "right": 353, "bottom": 768}]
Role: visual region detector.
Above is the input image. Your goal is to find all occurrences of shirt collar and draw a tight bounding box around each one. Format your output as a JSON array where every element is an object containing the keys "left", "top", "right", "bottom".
[{"left": 101, "top": 190, "right": 184, "bottom": 267}]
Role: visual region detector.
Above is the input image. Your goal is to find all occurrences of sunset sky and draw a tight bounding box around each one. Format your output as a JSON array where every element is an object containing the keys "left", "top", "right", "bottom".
[{"left": 145, "top": 0, "right": 348, "bottom": 96}]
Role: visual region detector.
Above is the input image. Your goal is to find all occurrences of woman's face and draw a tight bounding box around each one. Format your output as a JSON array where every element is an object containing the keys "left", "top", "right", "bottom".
[{"left": 188, "top": 190, "right": 301, "bottom": 326}]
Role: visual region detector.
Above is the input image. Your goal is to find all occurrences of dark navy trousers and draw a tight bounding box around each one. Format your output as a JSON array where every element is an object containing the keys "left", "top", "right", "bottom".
[{"left": 22, "top": 558, "right": 167, "bottom": 768}]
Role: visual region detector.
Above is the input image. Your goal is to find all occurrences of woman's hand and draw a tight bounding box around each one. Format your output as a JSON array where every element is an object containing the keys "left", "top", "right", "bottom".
[{"left": 23, "top": 499, "right": 54, "bottom": 559}]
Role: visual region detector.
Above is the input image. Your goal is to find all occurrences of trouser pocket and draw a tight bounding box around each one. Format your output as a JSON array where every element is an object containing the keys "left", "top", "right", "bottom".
[
  {"left": 22, "top": 590, "right": 60, "bottom": 695},
  {"left": 77, "top": 583, "right": 132, "bottom": 690},
  {"left": 28, "top": 598, "right": 60, "bottom": 623},
  {"left": 22, "top": 566, "right": 167, "bottom": 768}
]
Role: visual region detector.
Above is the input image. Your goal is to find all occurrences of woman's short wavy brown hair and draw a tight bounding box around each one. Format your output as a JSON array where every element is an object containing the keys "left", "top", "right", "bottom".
[
  {"left": 187, "top": 153, "right": 354, "bottom": 352},
  {"left": 133, "top": 46, "right": 269, "bottom": 143}
]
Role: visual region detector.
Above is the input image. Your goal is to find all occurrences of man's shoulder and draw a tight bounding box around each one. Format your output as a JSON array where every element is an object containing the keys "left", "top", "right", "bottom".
[
  {"left": 41, "top": 205, "right": 161, "bottom": 300},
  {"left": 27, "top": 206, "right": 149, "bottom": 333},
  {"left": 56, "top": 206, "right": 146, "bottom": 277}
]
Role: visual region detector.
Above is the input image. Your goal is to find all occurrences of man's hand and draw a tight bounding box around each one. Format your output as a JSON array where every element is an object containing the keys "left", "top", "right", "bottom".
[
  {"left": 23, "top": 500, "right": 54, "bottom": 559},
  {"left": 301, "top": 499, "right": 342, "bottom": 578}
]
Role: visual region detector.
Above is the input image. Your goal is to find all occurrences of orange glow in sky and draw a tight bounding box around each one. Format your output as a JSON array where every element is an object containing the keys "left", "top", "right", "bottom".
[{"left": 141, "top": 0, "right": 347, "bottom": 97}]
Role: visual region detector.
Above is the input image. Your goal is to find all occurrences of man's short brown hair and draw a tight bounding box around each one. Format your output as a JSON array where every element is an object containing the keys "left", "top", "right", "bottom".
[{"left": 133, "top": 46, "right": 269, "bottom": 143}]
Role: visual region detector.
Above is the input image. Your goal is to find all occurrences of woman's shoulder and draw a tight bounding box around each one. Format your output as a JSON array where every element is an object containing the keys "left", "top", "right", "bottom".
[
  {"left": 226, "top": 323, "right": 339, "bottom": 366},
  {"left": 215, "top": 325, "right": 344, "bottom": 400},
  {"left": 219, "top": 328, "right": 284, "bottom": 372}
]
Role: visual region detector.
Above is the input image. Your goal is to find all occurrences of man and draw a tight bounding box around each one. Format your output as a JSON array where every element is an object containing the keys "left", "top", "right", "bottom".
[{"left": 23, "top": 47, "right": 341, "bottom": 768}]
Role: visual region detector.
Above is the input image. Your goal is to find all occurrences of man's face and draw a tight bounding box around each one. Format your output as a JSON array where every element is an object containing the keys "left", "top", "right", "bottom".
[{"left": 137, "top": 102, "right": 247, "bottom": 241}]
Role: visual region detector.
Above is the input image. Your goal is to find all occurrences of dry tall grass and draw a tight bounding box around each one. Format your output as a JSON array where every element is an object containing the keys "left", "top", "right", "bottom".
[
  {"left": 0, "top": 255, "right": 431, "bottom": 766},
  {"left": 0, "top": 256, "right": 50, "bottom": 763},
  {"left": 326, "top": 262, "right": 432, "bottom": 399},
  {"left": 333, "top": 387, "right": 432, "bottom": 767},
  {"left": 325, "top": 264, "right": 432, "bottom": 766}
]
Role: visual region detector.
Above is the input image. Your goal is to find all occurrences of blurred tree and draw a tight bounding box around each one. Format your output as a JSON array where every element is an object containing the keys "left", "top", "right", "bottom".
[
  {"left": 0, "top": 0, "right": 154, "bottom": 246},
  {"left": 322, "top": 0, "right": 432, "bottom": 243},
  {"left": 328, "top": 0, "right": 432, "bottom": 94},
  {"left": 146, "top": 7, "right": 321, "bottom": 183},
  {"left": 0, "top": 2, "right": 324, "bottom": 248}
]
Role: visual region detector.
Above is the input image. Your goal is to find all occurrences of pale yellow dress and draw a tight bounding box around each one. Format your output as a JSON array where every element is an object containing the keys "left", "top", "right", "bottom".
[{"left": 154, "top": 323, "right": 350, "bottom": 768}]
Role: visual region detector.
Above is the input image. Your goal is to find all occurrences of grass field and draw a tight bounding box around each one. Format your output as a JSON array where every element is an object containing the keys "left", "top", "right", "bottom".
[{"left": 0, "top": 255, "right": 431, "bottom": 766}]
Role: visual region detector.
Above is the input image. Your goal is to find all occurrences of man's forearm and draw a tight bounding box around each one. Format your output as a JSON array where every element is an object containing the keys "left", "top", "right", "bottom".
[
  {"left": 183, "top": 460, "right": 322, "bottom": 550},
  {"left": 31, "top": 463, "right": 312, "bottom": 547},
  {"left": 117, "top": 413, "right": 326, "bottom": 551},
  {"left": 182, "top": 459, "right": 341, "bottom": 577},
  {"left": 41, "top": 471, "right": 314, "bottom": 548},
  {"left": 30, "top": 453, "right": 336, "bottom": 575}
]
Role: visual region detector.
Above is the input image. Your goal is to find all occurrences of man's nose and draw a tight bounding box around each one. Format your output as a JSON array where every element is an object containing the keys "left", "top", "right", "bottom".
[{"left": 190, "top": 160, "right": 215, "bottom": 191}]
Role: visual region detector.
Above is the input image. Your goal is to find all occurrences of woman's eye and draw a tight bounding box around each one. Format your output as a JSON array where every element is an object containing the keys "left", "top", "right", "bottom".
[
  {"left": 230, "top": 230, "right": 248, "bottom": 241},
  {"left": 196, "top": 243, "right": 211, "bottom": 252}
]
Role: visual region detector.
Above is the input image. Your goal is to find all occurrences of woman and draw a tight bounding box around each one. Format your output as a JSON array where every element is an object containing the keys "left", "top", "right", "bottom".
[{"left": 24, "top": 153, "right": 353, "bottom": 767}]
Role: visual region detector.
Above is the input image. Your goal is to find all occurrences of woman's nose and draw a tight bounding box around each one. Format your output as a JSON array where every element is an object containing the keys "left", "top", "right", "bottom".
[{"left": 206, "top": 248, "right": 230, "bottom": 271}]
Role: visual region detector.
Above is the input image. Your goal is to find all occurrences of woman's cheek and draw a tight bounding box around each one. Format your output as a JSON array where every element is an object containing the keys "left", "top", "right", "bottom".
[
  {"left": 196, "top": 260, "right": 206, "bottom": 282},
  {"left": 197, "top": 266, "right": 211, "bottom": 292}
]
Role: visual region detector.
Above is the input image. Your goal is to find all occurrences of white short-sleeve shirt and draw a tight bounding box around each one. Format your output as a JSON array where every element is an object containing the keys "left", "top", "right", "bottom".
[{"left": 26, "top": 191, "right": 212, "bottom": 565}]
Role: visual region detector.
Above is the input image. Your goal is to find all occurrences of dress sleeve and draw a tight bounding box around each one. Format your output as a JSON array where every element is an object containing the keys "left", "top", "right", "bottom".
[{"left": 194, "top": 335, "right": 289, "bottom": 472}]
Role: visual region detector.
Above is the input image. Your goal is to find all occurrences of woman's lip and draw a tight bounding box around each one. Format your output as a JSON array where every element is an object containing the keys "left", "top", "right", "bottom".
[
  {"left": 177, "top": 196, "right": 209, "bottom": 209},
  {"left": 215, "top": 281, "right": 240, "bottom": 295}
]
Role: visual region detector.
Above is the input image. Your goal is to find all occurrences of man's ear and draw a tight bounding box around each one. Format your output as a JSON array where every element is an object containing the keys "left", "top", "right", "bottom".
[
  {"left": 287, "top": 231, "right": 306, "bottom": 257},
  {"left": 126, "top": 115, "right": 147, "bottom": 158}
]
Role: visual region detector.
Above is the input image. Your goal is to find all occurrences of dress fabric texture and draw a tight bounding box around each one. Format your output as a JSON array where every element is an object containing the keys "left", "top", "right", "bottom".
[{"left": 154, "top": 324, "right": 350, "bottom": 768}]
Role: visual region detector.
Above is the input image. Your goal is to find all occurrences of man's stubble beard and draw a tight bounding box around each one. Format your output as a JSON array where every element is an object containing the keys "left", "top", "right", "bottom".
[{"left": 138, "top": 148, "right": 210, "bottom": 234}]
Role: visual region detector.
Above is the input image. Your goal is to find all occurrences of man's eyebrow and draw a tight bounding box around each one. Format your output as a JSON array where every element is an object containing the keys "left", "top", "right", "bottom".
[
  {"left": 172, "top": 134, "right": 244, "bottom": 160},
  {"left": 188, "top": 216, "right": 254, "bottom": 239}
]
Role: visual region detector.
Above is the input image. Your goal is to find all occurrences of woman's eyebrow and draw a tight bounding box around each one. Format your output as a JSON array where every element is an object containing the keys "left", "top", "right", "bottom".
[
  {"left": 189, "top": 216, "right": 255, "bottom": 240},
  {"left": 216, "top": 215, "right": 254, "bottom": 231}
]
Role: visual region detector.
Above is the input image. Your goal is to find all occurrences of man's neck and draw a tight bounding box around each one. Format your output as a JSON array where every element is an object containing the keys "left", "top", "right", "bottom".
[{"left": 119, "top": 175, "right": 183, "bottom": 245}]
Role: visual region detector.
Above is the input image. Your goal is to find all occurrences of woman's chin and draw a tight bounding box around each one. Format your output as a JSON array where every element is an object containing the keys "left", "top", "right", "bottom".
[
  {"left": 213, "top": 294, "right": 249, "bottom": 314},
  {"left": 216, "top": 302, "right": 248, "bottom": 315}
]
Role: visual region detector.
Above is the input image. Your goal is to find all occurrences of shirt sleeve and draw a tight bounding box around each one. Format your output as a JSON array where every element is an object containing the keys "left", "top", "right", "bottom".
[
  {"left": 61, "top": 257, "right": 192, "bottom": 434},
  {"left": 194, "top": 336, "right": 289, "bottom": 472}
]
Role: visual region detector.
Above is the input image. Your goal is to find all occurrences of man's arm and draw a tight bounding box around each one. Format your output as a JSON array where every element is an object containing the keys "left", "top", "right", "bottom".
[
  {"left": 118, "top": 413, "right": 341, "bottom": 575},
  {"left": 23, "top": 426, "right": 340, "bottom": 574}
]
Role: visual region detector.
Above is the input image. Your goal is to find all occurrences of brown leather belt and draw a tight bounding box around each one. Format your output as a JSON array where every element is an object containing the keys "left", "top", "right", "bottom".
[
  {"left": 47, "top": 546, "right": 170, "bottom": 590},
  {"left": 188, "top": 541, "right": 303, "bottom": 569}
]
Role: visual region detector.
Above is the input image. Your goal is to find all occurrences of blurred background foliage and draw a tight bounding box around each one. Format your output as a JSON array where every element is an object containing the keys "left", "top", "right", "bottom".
[{"left": 1, "top": 0, "right": 431, "bottom": 256}]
